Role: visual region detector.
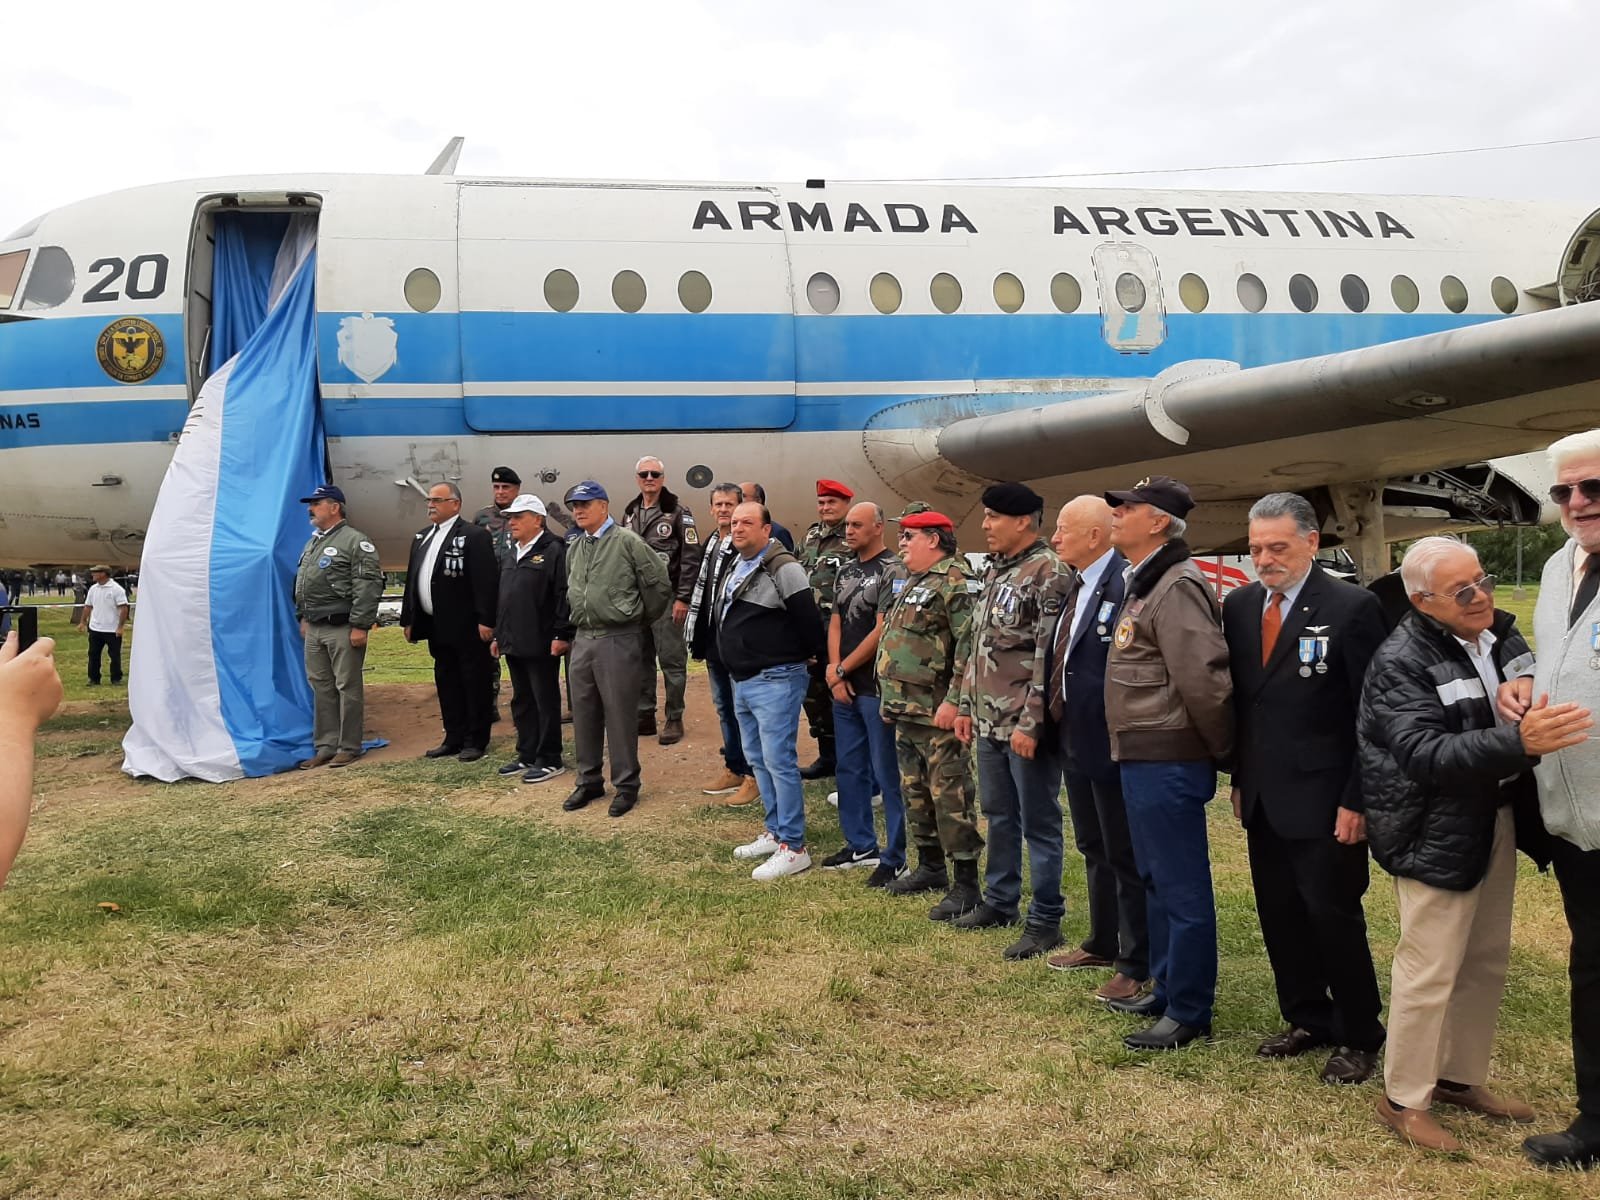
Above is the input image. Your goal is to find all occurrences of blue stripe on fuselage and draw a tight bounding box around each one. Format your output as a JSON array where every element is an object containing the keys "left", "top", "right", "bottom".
[{"left": 4, "top": 310, "right": 1495, "bottom": 447}]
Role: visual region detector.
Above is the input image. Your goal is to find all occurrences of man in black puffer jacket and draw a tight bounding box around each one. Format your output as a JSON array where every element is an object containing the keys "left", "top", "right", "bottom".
[{"left": 1359, "top": 537, "right": 1591, "bottom": 1153}]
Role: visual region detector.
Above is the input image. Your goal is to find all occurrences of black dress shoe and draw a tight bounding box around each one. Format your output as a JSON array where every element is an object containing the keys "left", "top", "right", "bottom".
[
  {"left": 1105, "top": 991, "right": 1165, "bottom": 1018},
  {"left": 798, "top": 759, "right": 836, "bottom": 781},
  {"left": 457, "top": 747, "right": 486, "bottom": 763},
  {"left": 1523, "top": 1127, "right": 1600, "bottom": 1170},
  {"left": 423, "top": 744, "right": 463, "bottom": 758},
  {"left": 1003, "top": 924, "right": 1065, "bottom": 961},
  {"left": 608, "top": 792, "right": 638, "bottom": 817},
  {"left": 1320, "top": 1046, "right": 1381, "bottom": 1085},
  {"left": 949, "top": 901, "right": 1020, "bottom": 931},
  {"left": 637, "top": 713, "right": 657, "bottom": 736},
  {"left": 1256, "top": 1026, "right": 1329, "bottom": 1059},
  {"left": 562, "top": 786, "right": 604, "bottom": 812},
  {"left": 1124, "top": 1016, "right": 1211, "bottom": 1051}
]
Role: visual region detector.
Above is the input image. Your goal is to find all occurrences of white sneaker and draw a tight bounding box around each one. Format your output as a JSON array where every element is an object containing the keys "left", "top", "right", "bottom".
[
  {"left": 733, "top": 831, "right": 780, "bottom": 860},
  {"left": 827, "top": 791, "right": 839, "bottom": 807},
  {"left": 752, "top": 844, "right": 812, "bottom": 881},
  {"left": 827, "top": 790, "right": 882, "bottom": 809}
]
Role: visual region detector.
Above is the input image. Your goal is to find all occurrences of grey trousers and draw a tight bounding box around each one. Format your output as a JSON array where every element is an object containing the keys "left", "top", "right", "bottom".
[
  {"left": 638, "top": 609, "right": 688, "bottom": 719},
  {"left": 571, "top": 627, "right": 646, "bottom": 794},
  {"left": 305, "top": 621, "right": 366, "bottom": 753}
]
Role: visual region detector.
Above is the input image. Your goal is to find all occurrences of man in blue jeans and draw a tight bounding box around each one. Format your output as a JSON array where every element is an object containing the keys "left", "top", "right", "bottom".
[
  {"left": 824, "top": 501, "right": 908, "bottom": 889},
  {"left": 1102, "top": 475, "right": 1234, "bottom": 1051},
  {"left": 718, "top": 501, "right": 825, "bottom": 881}
]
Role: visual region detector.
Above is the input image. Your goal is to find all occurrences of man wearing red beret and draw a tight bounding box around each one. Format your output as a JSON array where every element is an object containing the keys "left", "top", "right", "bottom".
[{"left": 799, "top": 480, "right": 855, "bottom": 779}]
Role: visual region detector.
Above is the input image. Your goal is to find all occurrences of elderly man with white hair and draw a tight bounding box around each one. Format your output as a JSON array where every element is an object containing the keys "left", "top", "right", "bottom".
[
  {"left": 1499, "top": 428, "right": 1600, "bottom": 1170},
  {"left": 1359, "top": 536, "right": 1591, "bottom": 1153}
]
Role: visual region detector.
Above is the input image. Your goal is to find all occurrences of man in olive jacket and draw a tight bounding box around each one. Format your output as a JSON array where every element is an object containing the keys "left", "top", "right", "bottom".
[
  {"left": 1103, "top": 475, "right": 1233, "bottom": 1052},
  {"left": 561, "top": 481, "right": 672, "bottom": 817},
  {"left": 1360, "top": 536, "right": 1590, "bottom": 1154}
]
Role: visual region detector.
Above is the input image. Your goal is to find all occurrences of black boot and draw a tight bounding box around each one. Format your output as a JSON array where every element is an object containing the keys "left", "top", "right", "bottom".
[
  {"left": 885, "top": 849, "right": 947, "bottom": 896},
  {"left": 800, "top": 731, "right": 836, "bottom": 780},
  {"left": 930, "top": 859, "right": 984, "bottom": 922},
  {"left": 1004, "top": 921, "right": 1065, "bottom": 961}
]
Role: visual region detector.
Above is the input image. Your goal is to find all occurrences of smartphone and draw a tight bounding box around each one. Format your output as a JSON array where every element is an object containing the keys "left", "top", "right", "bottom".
[{"left": 2, "top": 606, "right": 36, "bottom": 651}]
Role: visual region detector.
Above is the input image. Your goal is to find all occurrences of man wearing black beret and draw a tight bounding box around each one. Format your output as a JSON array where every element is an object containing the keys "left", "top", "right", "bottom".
[
  {"left": 954, "top": 481, "right": 1075, "bottom": 960},
  {"left": 475, "top": 466, "right": 525, "bottom": 723}
]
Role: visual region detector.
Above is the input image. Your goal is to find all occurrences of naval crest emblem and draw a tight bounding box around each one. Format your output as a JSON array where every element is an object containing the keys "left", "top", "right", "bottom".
[{"left": 336, "top": 313, "right": 398, "bottom": 383}]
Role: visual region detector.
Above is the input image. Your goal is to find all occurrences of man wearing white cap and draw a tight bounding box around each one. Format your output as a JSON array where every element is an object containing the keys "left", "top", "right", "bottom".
[{"left": 492, "top": 495, "right": 574, "bottom": 785}]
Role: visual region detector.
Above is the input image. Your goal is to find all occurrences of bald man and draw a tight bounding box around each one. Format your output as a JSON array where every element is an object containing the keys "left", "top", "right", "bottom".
[{"left": 1040, "top": 497, "right": 1148, "bottom": 1000}]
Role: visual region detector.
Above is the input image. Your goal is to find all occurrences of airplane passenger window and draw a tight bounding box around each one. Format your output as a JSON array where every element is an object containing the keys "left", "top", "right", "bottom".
[
  {"left": 1178, "top": 273, "right": 1209, "bottom": 313},
  {"left": 1237, "top": 272, "right": 1267, "bottom": 313},
  {"left": 612, "top": 270, "right": 647, "bottom": 313},
  {"left": 1289, "top": 273, "right": 1319, "bottom": 313},
  {"left": 1391, "top": 274, "right": 1420, "bottom": 313},
  {"left": 544, "top": 269, "right": 579, "bottom": 312},
  {"left": 1340, "top": 274, "right": 1370, "bottom": 313},
  {"left": 1050, "top": 272, "right": 1082, "bottom": 313},
  {"left": 1114, "top": 273, "right": 1146, "bottom": 313},
  {"left": 404, "top": 268, "right": 441, "bottom": 313},
  {"left": 931, "top": 272, "right": 963, "bottom": 314},
  {"left": 0, "top": 249, "right": 27, "bottom": 309},
  {"left": 678, "top": 270, "right": 713, "bottom": 313},
  {"left": 870, "top": 272, "right": 902, "bottom": 314},
  {"left": 807, "top": 272, "right": 841, "bottom": 314},
  {"left": 18, "top": 245, "right": 74, "bottom": 311},
  {"left": 1491, "top": 276, "right": 1519, "bottom": 314},
  {"left": 1440, "top": 275, "right": 1469, "bottom": 314},
  {"left": 993, "top": 272, "right": 1025, "bottom": 313}
]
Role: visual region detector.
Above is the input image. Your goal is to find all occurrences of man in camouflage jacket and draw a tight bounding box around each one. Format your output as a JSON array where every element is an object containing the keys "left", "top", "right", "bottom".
[
  {"left": 955, "top": 482, "right": 1075, "bottom": 960},
  {"left": 877, "top": 506, "right": 986, "bottom": 920},
  {"left": 798, "top": 478, "right": 854, "bottom": 777}
]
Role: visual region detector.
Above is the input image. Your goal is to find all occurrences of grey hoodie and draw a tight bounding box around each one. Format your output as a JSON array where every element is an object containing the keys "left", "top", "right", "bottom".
[{"left": 1532, "top": 538, "right": 1600, "bottom": 851}]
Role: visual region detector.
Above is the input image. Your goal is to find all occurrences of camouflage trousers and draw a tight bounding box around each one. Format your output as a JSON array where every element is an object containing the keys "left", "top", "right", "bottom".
[{"left": 894, "top": 719, "right": 983, "bottom": 861}]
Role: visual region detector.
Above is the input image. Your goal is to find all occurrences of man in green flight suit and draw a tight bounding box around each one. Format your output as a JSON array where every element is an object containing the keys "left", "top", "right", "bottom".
[{"left": 293, "top": 484, "right": 384, "bottom": 769}]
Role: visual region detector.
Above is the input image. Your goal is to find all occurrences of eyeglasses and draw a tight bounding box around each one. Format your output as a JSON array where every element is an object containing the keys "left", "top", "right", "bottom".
[
  {"left": 1420, "top": 574, "right": 1496, "bottom": 607},
  {"left": 637, "top": 471, "right": 663, "bottom": 480},
  {"left": 425, "top": 497, "right": 458, "bottom": 506},
  {"left": 896, "top": 530, "right": 929, "bottom": 541},
  {"left": 1549, "top": 478, "right": 1600, "bottom": 506}
]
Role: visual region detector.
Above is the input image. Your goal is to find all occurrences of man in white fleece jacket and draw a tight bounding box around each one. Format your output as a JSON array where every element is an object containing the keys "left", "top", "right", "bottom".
[{"left": 1504, "top": 427, "right": 1600, "bottom": 1170}]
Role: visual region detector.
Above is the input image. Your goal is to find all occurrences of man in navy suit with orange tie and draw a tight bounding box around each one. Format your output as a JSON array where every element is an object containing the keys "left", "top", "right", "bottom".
[
  {"left": 1222, "top": 492, "right": 1389, "bottom": 1084},
  {"left": 1040, "top": 496, "right": 1149, "bottom": 1002}
]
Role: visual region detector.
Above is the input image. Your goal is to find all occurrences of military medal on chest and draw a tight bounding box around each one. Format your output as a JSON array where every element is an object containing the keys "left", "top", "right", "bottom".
[
  {"left": 1096, "top": 599, "right": 1114, "bottom": 636},
  {"left": 1589, "top": 621, "right": 1600, "bottom": 670},
  {"left": 1298, "top": 630, "right": 1331, "bottom": 676}
]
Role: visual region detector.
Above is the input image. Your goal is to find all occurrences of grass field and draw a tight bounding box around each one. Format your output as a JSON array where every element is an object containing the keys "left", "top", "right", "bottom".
[{"left": 3, "top": 587, "right": 1592, "bottom": 1199}]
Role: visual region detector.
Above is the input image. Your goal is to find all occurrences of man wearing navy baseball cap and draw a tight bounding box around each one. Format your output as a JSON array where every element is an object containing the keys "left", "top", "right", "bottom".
[{"left": 293, "top": 483, "right": 384, "bottom": 769}]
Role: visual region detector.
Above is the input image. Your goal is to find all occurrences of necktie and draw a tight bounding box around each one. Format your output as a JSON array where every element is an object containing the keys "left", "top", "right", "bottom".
[
  {"left": 1261, "top": 592, "right": 1285, "bottom": 665},
  {"left": 1047, "top": 589, "right": 1077, "bottom": 723},
  {"left": 1572, "top": 552, "right": 1600, "bottom": 628}
]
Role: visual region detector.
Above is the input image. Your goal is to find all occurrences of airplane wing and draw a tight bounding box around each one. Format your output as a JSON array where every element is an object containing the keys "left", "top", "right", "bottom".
[{"left": 934, "top": 299, "right": 1600, "bottom": 485}]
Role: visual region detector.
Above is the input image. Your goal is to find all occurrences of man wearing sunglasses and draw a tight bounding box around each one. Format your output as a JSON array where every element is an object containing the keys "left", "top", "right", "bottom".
[
  {"left": 624, "top": 456, "right": 703, "bottom": 746},
  {"left": 1504, "top": 429, "right": 1600, "bottom": 1170},
  {"left": 1360, "top": 536, "right": 1591, "bottom": 1153}
]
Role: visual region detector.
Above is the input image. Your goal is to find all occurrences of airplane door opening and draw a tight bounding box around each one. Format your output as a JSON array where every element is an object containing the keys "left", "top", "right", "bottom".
[
  {"left": 184, "top": 194, "right": 321, "bottom": 401},
  {"left": 1092, "top": 242, "right": 1167, "bottom": 354}
]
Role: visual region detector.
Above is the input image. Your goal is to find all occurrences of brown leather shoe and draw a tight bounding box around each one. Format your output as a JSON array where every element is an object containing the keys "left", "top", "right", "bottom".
[
  {"left": 297, "top": 751, "right": 335, "bottom": 770},
  {"left": 1320, "top": 1046, "right": 1380, "bottom": 1085},
  {"left": 702, "top": 767, "right": 742, "bottom": 795},
  {"left": 1256, "top": 1026, "right": 1328, "bottom": 1059},
  {"left": 328, "top": 750, "right": 363, "bottom": 768},
  {"left": 659, "top": 718, "right": 684, "bottom": 746},
  {"left": 724, "top": 777, "right": 760, "bottom": 807},
  {"left": 1376, "top": 1097, "right": 1463, "bottom": 1152},
  {"left": 1045, "top": 946, "right": 1113, "bottom": 971},
  {"left": 1433, "top": 1083, "right": 1536, "bottom": 1123},
  {"left": 1093, "top": 972, "right": 1148, "bottom": 1003}
]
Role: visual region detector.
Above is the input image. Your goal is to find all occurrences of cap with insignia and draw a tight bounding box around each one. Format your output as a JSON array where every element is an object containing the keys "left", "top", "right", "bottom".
[
  {"left": 501, "top": 494, "right": 547, "bottom": 516},
  {"left": 1103, "top": 474, "right": 1195, "bottom": 518},
  {"left": 892, "top": 501, "right": 933, "bottom": 520},
  {"left": 491, "top": 466, "right": 521, "bottom": 485},
  {"left": 563, "top": 480, "right": 608, "bottom": 503},
  {"left": 816, "top": 479, "right": 855, "bottom": 500},
  {"left": 298, "top": 483, "right": 346, "bottom": 505},
  {"left": 898, "top": 510, "right": 954, "bottom": 531},
  {"left": 980, "top": 481, "right": 1045, "bottom": 516}
]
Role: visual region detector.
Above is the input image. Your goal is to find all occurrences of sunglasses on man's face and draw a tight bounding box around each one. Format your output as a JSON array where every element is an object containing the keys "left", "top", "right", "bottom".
[
  {"left": 1549, "top": 478, "right": 1600, "bottom": 506},
  {"left": 1421, "top": 574, "right": 1496, "bottom": 608},
  {"left": 637, "top": 471, "right": 663, "bottom": 480}
]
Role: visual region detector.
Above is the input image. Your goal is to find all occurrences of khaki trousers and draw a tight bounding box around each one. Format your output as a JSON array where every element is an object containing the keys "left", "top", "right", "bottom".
[
  {"left": 1384, "top": 805, "right": 1516, "bottom": 1109},
  {"left": 305, "top": 621, "right": 366, "bottom": 754}
]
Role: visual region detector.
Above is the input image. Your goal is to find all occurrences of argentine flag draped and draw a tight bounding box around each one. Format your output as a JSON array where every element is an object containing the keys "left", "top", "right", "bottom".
[{"left": 123, "top": 215, "right": 325, "bottom": 781}]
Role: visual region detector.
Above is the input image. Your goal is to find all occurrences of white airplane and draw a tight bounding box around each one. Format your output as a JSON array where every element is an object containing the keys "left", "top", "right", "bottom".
[{"left": 3, "top": 144, "right": 1597, "bottom": 578}]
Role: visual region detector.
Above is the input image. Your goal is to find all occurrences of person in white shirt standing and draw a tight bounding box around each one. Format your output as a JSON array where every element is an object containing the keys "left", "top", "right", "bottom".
[{"left": 77, "top": 565, "right": 129, "bottom": 685}]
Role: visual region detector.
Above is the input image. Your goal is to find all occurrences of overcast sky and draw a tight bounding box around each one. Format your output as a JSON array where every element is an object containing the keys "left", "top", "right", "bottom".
[{"left": 5, "top": 0, "right": 1600, "bottom": 234}]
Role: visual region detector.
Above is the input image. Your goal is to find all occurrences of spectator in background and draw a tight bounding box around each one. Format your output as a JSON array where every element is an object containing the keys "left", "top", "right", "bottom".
[{"left": 78, "top": 566, "right": 129, "bottom": 686}]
